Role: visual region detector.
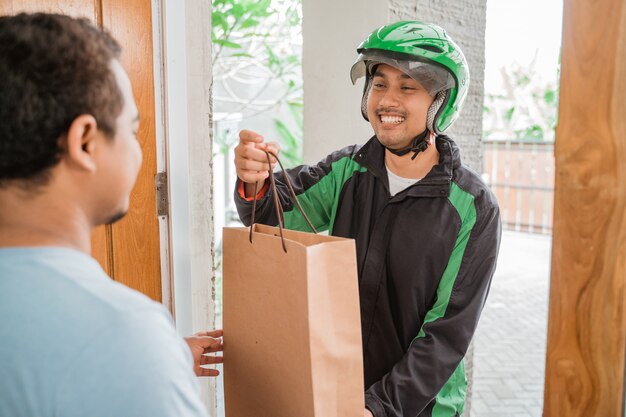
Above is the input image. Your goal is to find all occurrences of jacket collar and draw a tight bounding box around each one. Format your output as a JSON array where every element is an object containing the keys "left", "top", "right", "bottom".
[{"left": 354, "top": 134, "right": 462, "bottom": 198}]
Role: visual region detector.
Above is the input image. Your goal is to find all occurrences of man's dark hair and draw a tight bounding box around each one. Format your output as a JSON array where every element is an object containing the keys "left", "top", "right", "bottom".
[{"left": 0, "top": 13, "right": 123, "bottom": 185}]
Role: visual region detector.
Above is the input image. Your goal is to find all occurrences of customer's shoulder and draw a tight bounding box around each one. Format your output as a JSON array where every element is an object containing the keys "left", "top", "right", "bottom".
[{"left": 0, "top": 246, "right": 172, "bottom": 335}]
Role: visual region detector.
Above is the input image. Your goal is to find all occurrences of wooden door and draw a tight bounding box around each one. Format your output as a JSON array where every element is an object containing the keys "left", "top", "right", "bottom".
[
  {"left": 544, "top": 0, "right": 626, "bottom": 415},
  {"left": 0, "top": 1, "right": 163, "bottom": 303}
]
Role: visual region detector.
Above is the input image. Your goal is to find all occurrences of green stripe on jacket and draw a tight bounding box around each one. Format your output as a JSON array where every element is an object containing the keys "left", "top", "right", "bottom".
[
  {"left": 416, "top": 182, "right": 477, "bottom": 417},
  {"left": 283, "top": 156, "right": 367, "bottom": 233}
]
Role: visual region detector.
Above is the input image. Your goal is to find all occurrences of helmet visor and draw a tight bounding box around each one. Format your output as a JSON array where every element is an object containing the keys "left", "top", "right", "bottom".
[{"left": 350, "top": 50, "right": 455, "bottom": 96}]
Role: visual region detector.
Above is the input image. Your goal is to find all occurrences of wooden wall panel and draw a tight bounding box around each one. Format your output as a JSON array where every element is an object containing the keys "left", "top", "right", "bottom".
[
  {"left": 544, "top": 0, "right": 626, "bottom": 415},
  {"left": 101, "top": 0, "right": 162, "bottom": 302}
]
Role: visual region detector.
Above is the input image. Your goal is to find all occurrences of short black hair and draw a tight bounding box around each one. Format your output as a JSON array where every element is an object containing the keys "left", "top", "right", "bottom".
[{"left": 0, "top": 13, "right": 123, "bottom": 186}]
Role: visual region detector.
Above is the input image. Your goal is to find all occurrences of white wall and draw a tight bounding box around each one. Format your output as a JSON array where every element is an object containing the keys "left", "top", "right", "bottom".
[{"left": 302, "top": 0, "right": 389, "bottom": 164}]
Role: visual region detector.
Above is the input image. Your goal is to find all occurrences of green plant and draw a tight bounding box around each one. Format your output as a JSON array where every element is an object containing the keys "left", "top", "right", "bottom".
[
  {"left": 212, "top": 0, "right": 303, "bottom": 165},
  {"left": 212, "top": 0, "right": 272, "bottom": 64},
  {"left": 211, "top": 0, "right": 304, "bottom": 328},
  {"left": 483, "top": 58, "right": 560, "bottom": 141},
  {"left": 274, "top": 101, "right": 302, "bottom": 166}
]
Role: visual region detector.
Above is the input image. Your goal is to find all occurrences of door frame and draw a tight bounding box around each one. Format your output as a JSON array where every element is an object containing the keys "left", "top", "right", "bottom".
[{"left": 152, "top": 0, "right": 216, "bottom": 411}]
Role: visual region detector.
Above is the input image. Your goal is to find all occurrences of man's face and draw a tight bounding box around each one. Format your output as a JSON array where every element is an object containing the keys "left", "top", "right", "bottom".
[
  {"left": 92, "top": 60, "right": 142, "bottom": 225},
  {"left": 366, "top": 64, "right": 435, "bottom": 150}
]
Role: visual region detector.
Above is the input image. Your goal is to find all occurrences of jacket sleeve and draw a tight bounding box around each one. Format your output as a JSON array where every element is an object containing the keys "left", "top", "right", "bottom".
[
  {"left": 234, "top": 145, "right": 360, "bottom": 232},
  {"left": 365, "top": 201, "right": 502, "bottom": 417}
]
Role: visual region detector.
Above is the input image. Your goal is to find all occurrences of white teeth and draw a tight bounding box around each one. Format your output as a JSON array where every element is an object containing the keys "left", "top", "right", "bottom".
[{"left": 380, "top": 115, "right": 404, "bottom": 124}]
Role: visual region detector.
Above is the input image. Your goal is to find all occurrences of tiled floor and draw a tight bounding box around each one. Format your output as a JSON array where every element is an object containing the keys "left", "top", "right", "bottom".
[{"left": 469, "top": 231, "right": 552, "bottom": 417}]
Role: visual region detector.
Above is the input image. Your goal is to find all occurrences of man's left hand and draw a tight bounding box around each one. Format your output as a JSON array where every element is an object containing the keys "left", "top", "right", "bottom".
[{"left": 185, "top": 329, "right": 224, "bottom": 377}]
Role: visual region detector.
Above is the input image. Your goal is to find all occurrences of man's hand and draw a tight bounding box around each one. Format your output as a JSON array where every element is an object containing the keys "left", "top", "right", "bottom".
[
  {"left": 234, "top": 129, "right": 280, "bottom": 197},
  {"left": 184, "top": 329, "right": 224, "bottom": 377},
  {"left": 364, "top": 409, "right": 374, "bottom": 417}
]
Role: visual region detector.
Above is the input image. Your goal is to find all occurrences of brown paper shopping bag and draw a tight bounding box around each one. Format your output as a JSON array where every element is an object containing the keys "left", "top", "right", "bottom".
[{"left": 222, "top": 151, "right": 364, "bottom": 417}]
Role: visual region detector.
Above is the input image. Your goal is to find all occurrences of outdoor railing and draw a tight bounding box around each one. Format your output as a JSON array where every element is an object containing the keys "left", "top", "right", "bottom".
[{"left": 482, "top": 139, "right": 555, "bottom": 234}]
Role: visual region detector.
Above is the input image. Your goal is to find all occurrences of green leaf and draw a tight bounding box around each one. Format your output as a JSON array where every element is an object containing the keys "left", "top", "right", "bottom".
[
  {"left": 522, "top": 125, "right": 544, "bottom": 141},
  {"left": 231, "top": 52, "right": 254, "bottom": 58},
  {"left": 243, "top": 32, "right": 271, "bottom": 38},
  {"left": 287, "top": 102, "right": 303, "bottom": 130},
  {"left": 517, "top": 74, "right": 531, "bottom": 87},
  {"left": 286, "top": 54, "right": 300, "bottom": 65},
  {"left": 274, "top": 117, "right": 303, "bottom": 166},
  {"left": 240, "top": 17, "right": 260, "bottom": 29},
  {"left": 544, "top": 90, "right": 556, "bottom": 105},
  {"left": 275, "top": 119, "right": 296, "bottom": 146},
  {"left": 214, "top": 39, "right": 242, "bottom": 49},
  {"left": 212, "top": 11, "right": 224, "bottom": 27},
  {"left": 231, "top": 4, "right": 245, "bottom": 19},
  {"left": 504, "top": 107, "right": 515, "bottom": 122},
  {"left": 265, "top": 45, "right": 280, "bottom": 69},
  {"left": 211, "top": 10, "right": 230, "bottom": 33}
]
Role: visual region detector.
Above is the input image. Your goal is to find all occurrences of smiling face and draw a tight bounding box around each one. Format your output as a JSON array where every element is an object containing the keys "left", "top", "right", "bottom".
[{"left": 366, "top": 64, "right": 435, "bottom": 150}]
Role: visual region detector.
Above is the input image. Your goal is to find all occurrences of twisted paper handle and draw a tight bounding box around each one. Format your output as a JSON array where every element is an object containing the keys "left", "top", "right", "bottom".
[{"left": 249, "top": 150, "right": 317, "bottom": 252}]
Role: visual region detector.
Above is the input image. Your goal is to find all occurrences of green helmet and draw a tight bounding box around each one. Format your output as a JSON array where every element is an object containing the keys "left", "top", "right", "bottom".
[{"left": 350, "top": 21, "right": 470, "bottom": 134}]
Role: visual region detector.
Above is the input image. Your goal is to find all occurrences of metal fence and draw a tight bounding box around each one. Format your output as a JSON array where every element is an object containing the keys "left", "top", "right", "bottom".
[{"left": 482, "top": 140, "right": 555, "bottom": 234}]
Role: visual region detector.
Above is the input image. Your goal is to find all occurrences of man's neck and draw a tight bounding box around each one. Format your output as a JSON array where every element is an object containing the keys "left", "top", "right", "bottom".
[
  {"left": 0, "top": 187, "right": 92, "bottom": 253},
  {"left": 384, "top": 136, "right": 440, "bottom": 179}
]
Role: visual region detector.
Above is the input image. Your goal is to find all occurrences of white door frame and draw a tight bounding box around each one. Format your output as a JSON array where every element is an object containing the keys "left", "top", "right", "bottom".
[{"left": 152, "top": 0, "right": 216, "bottom": 412}]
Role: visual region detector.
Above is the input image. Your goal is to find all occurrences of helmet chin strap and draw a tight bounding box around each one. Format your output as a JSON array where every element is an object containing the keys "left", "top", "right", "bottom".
[{"left": 383, "top": 129, "right": 431, "bottom": 160}]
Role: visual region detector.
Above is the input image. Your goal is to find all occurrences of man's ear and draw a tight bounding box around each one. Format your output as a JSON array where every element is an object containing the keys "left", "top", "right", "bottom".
[{"left": 65, "top": 114, "right": 99, "bottom": 172}]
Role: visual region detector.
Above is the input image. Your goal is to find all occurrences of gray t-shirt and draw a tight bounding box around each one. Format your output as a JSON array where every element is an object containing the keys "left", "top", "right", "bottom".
[{"left": 0, "top": 247, "right": 207, "bottom": 417}]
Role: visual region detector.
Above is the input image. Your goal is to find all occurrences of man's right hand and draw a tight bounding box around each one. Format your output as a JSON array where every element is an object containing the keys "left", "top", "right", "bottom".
[{"left": 234, "top": 129, "right": 280, "bottom": 198}]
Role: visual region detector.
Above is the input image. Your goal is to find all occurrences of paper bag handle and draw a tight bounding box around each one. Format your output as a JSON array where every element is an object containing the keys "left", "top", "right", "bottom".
[{"left": 249, "top": 150, "right": 318, "bottom": 252}]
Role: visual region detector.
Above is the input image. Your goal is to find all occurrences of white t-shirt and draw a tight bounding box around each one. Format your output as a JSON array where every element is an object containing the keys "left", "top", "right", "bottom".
[
  {"left": 386, "top": 165, "right": 421, "bottom": 196},
  {"left": 0, "top": 247, "right": 207, "bottom": 417}
]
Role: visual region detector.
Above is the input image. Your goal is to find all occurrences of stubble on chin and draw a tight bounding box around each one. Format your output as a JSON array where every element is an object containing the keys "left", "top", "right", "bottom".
[{"left": 375, "top": 130, "right": 410, "bottom": 150}]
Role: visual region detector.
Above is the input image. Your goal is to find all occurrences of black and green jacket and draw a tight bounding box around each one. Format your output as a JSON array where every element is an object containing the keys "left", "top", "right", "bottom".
[{"left": 234, "top": 135, "right": 501, "bottom": 417}]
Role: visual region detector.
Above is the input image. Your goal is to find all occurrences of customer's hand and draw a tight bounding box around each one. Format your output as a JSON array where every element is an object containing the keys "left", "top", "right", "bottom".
[{"left": 184, "top": 329, "right": 224, "bottom": 377}]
